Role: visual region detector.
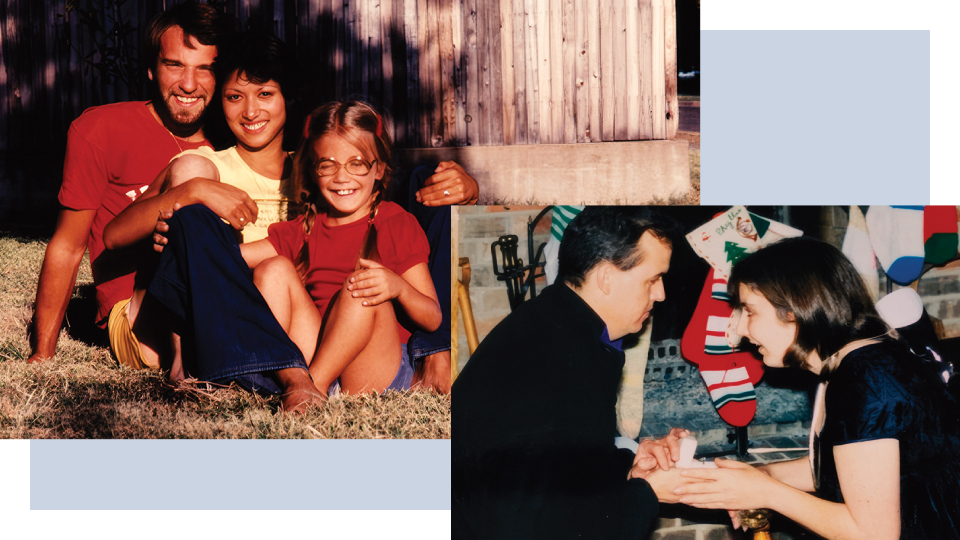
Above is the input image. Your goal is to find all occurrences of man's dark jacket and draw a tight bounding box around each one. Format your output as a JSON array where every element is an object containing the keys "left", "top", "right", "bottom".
[{"left": 452, "top": 284, "right": 658, "bottom": 539}]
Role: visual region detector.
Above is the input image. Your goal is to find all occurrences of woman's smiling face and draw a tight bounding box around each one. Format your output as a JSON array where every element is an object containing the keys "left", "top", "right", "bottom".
[
  {"left": 221, "top": 70, "right": 286, "bottom": 152},
  {"left": 735, "top": 283, "right": 798, "bottom": 368}
]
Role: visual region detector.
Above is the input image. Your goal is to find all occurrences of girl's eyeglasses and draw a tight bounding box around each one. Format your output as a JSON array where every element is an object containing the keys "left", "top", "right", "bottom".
[{"left": 314, "top": 157, "right": 378, "bottom": 177}]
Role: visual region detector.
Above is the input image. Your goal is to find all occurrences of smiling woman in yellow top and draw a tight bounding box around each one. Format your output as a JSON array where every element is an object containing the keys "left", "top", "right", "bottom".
[
  {"left": 105, "top": 31, "right": 301, "bottom": 248},
  {"left": 102, "top": 30, "right": 304, "bottom": 374}
]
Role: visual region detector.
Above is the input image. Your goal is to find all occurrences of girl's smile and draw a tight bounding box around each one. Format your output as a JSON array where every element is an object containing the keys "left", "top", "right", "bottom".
[{"left": 313, "top": 134, "right": 385, "bottom": 225}]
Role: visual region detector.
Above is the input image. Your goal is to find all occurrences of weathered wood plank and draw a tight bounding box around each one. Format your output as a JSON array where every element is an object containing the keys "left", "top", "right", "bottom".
[
  {"left": 499, "top": 0, "right": 516, "bottom": 146},
  {"left": 522, "top": 0, "right": 540, "bottom": 144},
  {"left": 381, "top": 0, "right": 396, "bottom": 142},
  {"left": 367, "top": 0, "right": 384, "bottom": 106},
  {"left": 451, "top": 0, "right": 466, "bottom": 145},
  {"left": 535, "top": 0, "right": 552, "bottom": 143},
  {"left": 485, "top": 0, "right": 504, "bottom": 145},
  {"left": 438, "top": 0, "right": 456, "bottom": 146},
  {"left": 651, "top": 0, "right": 665, "bottom": 139},
  {"left": 475, "top": 0, "right": 491, "bottom": 145},
  {"left": 573, "top": 0, "right": 589, "bottom": 143},
  {"left": 598, "top": 0, "right": 614, "bottom": 141},
  {"left": 664, "top": 0, "right": 678, "bottom": 139},
  {"left": 549, "top": 0, "right": 564, "bottom": 143},
  {"left": 640, "top": 0, "right": 654, "bottom": 139},
  {"left": 625, "top": 0, "right": 640, "bottom": 140},
  {"left": 611, "top": 0, "right": 627, "bottom": 141},
  {"left": 561, "top": 0, "right": 576, "bottom": 144},
  {"left": 331, "top": 0, "right": 345, "bottom": 100},
  {"left": 510, "top": 0, "right": 529, "bottom": 145},
  {"left": 404, "top": 0, "right": 420, "bottom": 145},
  {"left": 416, "top": 0, "right": 433, "bottom": 146},
  {"left": 586, "top": 0, "right": 600, "bottom": 143},
  {"left": 462, "top": 0, "right": 479, "bottom": 146}
]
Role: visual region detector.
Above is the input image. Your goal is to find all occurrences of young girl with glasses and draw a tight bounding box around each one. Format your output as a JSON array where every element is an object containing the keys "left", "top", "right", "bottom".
[{"left": 238, "top": 100, "right": 442, "bottom": 400}]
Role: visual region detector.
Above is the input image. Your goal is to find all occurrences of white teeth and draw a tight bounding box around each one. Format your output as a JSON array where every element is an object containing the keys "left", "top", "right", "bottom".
[
  {"left": 243, "top": 121, "right": 267, "bottom": 130},
  {"left": 336, "top": 189, "right": 356, "bottom": 196},
  {"left": 175, "top": 96, "right": 199, "bottom": 104}
]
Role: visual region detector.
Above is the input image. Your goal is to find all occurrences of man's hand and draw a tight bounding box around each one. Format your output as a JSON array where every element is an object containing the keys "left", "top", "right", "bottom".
[
  {"left": 411, "top": 350, "right": 452, "bottom": 394},
  {"left": 415, "top": 161, "right": 479, "bottom": 206},
  {"left": 642, "top": 467, "right": 695, "bottom": 504},
  {"left": 153, "top": 203, "right": 182, "bottom": 253},
  {"left": 630, "top": 428, "right": 690, "bottom": 478}
]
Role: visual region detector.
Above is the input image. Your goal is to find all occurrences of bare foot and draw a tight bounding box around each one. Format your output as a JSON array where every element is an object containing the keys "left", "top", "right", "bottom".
[
  {"left": 277, "top": 367, "right": 326, "bottom": 414},
  {"left": 168, "top": 332, "right": 185, "bottom": 382},
  {"left": 411, "top": 350, "right": 452, "bottom": 394}
]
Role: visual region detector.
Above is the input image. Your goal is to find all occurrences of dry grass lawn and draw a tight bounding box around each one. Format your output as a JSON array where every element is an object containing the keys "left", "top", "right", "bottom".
[{"left": 0, "top": 236, "right": 450, "bottom": 439}]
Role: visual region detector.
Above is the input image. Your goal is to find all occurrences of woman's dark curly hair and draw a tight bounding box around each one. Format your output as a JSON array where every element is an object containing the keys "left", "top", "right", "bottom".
[{"left": 207, "top": 30, "right": 305, "bottom": 150}]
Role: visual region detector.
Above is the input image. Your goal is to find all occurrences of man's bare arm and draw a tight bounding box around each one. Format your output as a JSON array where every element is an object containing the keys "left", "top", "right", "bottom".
[
  {"left": 28, "top": 208, "right": 97, "bottom": 363},
  {"left": 103, "top": 154, "right": 257, "bottom": 250}
]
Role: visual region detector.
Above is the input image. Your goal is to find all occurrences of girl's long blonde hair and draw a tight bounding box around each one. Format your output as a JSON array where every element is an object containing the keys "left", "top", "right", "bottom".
[{"left": 283, "top": 100, "right": 393, "bottom": 278}]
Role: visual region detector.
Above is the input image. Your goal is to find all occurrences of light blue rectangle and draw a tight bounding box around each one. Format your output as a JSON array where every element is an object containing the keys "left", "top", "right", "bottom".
[
  {"left": 31, "top": 440, "right": 450, "bottom": 510},
  {"left": 702, "top": 30, "right": 930, "bottom": 204}
]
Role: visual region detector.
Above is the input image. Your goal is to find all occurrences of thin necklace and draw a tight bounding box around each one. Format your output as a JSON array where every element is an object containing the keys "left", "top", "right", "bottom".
[{"left": 168, "top": 131, "right": 184, "bottom": 154}]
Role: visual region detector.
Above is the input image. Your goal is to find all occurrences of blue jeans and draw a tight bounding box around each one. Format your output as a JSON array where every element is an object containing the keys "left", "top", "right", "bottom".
[
  {"left": 146, "top": 204, "right": 309, "bottom": 395},
  {"left": 402, "top": 166, "right": 451, "bottom": 362}
]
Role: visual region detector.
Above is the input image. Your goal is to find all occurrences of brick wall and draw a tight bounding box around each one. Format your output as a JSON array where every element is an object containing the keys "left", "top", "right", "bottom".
[{"left": 455, "top": 206, "right": 551, "bottom": 361}]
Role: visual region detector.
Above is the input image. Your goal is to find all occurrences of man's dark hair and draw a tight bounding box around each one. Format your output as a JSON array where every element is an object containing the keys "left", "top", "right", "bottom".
[
  {"left": 557, "top": 207, "right": 676, "bottom": 288},
  {"left": 142, "top": 1, "right": 235, "bottom": 70},
  {"left": 211, "top": 30, "right": 306, "bottom": 151}
]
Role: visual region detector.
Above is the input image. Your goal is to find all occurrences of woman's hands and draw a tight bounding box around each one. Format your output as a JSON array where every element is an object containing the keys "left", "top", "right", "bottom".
[
  {"left": 348, "top": 259, "right": 406, "bottom": 306},
  {"left": 674, "top": 458, "right": 776, "bottom": 511},
  {"left": 188, "top": 178, "right": 258, "bottom": 230}
]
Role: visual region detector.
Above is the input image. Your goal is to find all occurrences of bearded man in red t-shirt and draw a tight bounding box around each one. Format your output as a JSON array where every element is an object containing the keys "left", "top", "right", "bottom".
[{"left": 26, "top": 2, "right": 237, "bottom": 363}]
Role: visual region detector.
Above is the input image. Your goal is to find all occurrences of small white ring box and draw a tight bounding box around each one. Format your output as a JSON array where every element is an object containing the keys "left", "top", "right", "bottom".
[{"left": 677, "top": 437, "right": 718, "bottom": 468}]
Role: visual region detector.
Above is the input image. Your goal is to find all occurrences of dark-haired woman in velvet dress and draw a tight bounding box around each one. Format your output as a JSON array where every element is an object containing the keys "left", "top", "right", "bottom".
[{"left": 675, "top": 237, "right": 960, "bottom": 540}]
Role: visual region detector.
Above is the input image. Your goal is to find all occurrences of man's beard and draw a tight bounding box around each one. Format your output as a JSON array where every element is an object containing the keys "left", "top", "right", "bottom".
[
  {"left": 165, "top": 94, "right": 207, "bottom": 124},
  {"left": 154, "top": 89, "right": 209, "bottom": 132}
]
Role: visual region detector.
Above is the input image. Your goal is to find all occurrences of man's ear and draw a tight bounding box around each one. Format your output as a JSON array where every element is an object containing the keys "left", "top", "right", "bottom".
[
  {"left": 148, "top": 68, "right": 155, "bottom": 82},
  {"left": 595, "top": 262, "right": 612, "bottom": 296}
]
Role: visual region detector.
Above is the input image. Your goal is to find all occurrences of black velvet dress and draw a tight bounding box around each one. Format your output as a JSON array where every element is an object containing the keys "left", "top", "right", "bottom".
[{"left": 814, "top": 342, "right": 960, "bottom": 539}]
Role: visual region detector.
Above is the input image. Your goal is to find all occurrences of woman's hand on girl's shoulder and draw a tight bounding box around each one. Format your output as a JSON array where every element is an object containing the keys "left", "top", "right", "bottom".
[{"left": 347, "top": 259, "right": 405, "bottom": 306}]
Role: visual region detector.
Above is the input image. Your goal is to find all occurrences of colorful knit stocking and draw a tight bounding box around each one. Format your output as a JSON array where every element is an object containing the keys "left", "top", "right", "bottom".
[{"left": 681, "top": 268, "right": 765, "bottom": 427}]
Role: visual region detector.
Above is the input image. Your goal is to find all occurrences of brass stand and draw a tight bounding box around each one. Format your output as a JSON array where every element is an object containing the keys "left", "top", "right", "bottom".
[{"left": 737, "top": 509, "right": 772, "bottom": 540}]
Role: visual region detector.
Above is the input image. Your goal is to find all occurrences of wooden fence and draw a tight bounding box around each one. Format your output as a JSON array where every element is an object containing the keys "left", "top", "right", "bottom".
[{"left": 0, "top": 0, "right": 677, "bottom": 152}]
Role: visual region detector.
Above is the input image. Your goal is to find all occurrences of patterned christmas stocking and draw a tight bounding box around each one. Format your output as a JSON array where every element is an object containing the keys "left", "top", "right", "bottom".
[
  {"left": 866, "top": 205, "right": 925, "bottom": 285},
  {"left": 682, "top": 268, "right": 765, "bottom": 427},
  {"left": 924, "top": 206, "right": 959, "bottom": 266}
]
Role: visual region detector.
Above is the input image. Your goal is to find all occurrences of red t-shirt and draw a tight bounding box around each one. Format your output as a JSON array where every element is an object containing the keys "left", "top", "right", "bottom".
[
  {"left": 267, "top": 201, "right": 431, "bottom": 344},
  {"left": 58, "top": 101, "right": 210, "bottom": 325}
]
